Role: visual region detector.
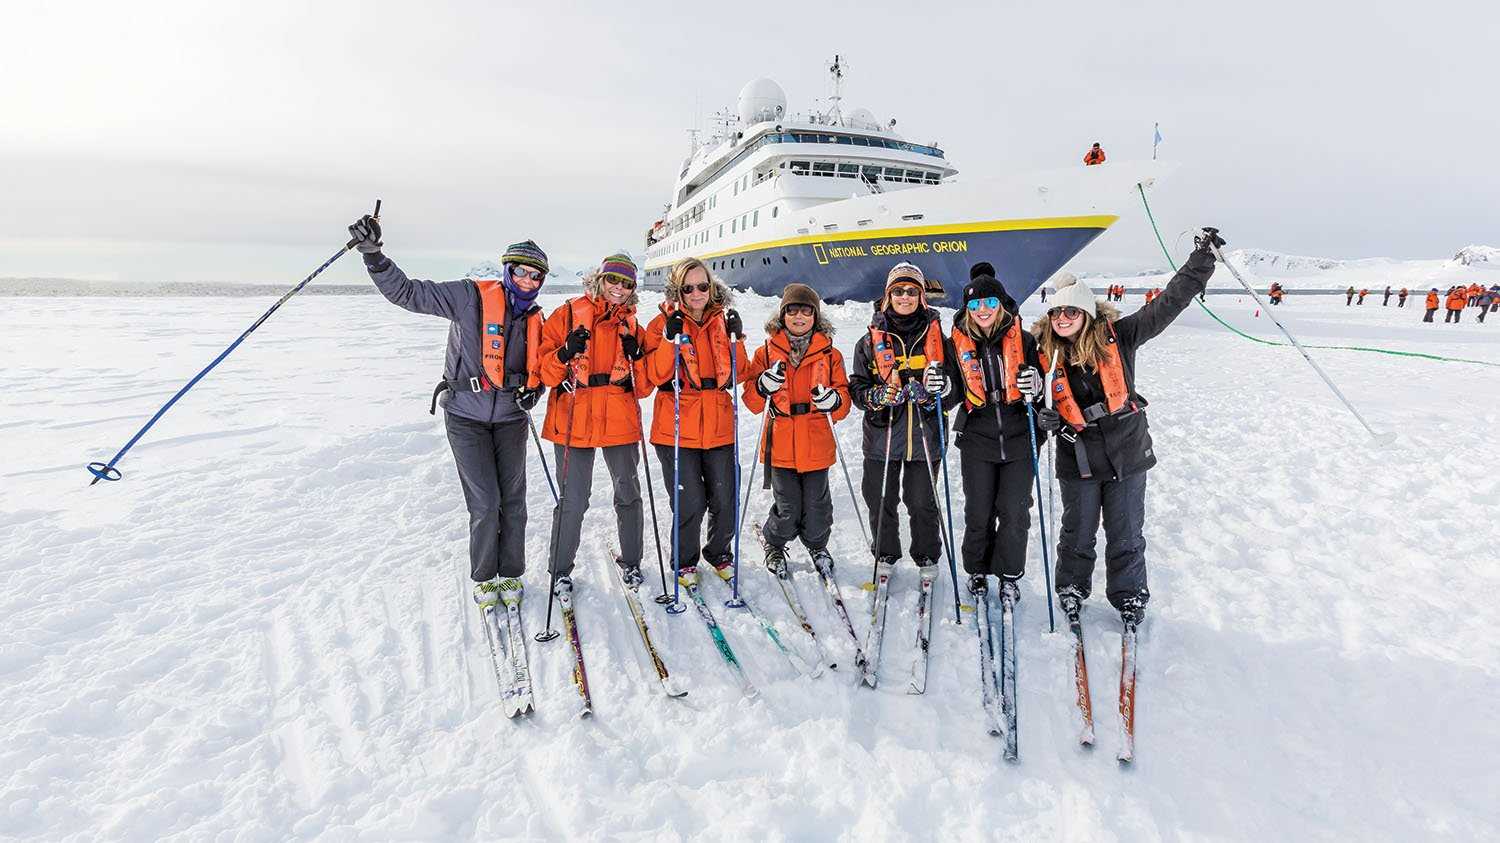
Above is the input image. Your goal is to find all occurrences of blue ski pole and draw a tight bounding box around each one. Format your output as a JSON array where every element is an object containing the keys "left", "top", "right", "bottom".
[
  {"left": 725, "top": 339, "right": 746, "bottom": 609},
  {"left": 666, "top": 338, "right": 687, "bottom": 615},
  {"left": 87, "top": 199, "right": 380, "bottom": 485}
]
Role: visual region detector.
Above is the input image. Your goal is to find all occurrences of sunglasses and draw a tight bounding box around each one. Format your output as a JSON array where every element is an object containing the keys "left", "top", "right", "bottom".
[
  {"left": 603, "top": 274, "right": 636, "bottom": 289},
  {"left": 966, "top": 296, "right": 1001, "bottom": 312},
  {"left": 681, "top": 281, "right": 712, "bottom": 294},
  {"left": 783, "top": 304, "right": 815, "bottom": 317},
  {"left": 888, "top": 286, "right": 921, "bottom": 299},
  {"left": 1049, "top": 306, "right": 1085, "bottom": 320},
  {"left": 512, "top": 266, "right": 544, "bottom": 282}
]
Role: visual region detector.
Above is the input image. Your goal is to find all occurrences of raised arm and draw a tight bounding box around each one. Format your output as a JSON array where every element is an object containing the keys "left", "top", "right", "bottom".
[{"left": 1114, "top": 238, "right": 1218, "bottom": 348}]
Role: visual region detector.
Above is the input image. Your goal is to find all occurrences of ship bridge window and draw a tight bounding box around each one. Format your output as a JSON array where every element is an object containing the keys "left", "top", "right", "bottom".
[
  {"left": 924, "top": 172, "right": 941, "bottom": 184},
  {"left": 883, "top": 167, "right": 905, "bottom": 181},
  {"left": 862, "top": 165, "right": 883, "bottom": 180},
  {"left": 836, "top": 163, "right": 860, "bottom": 178},
  {"left": 790, "top": 161, "right": 810, "bottom": 175},
  {"left": 904, "top": 170, "right": 924, "bottom": 183},
  {"left": 811, "top": 162, "right": 835, "bottom": 177}
]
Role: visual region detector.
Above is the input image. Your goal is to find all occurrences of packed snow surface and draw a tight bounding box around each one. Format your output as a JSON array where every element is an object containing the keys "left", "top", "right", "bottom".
[{"left": 3, "top": 275, "right": 1499, "bottom": 840}]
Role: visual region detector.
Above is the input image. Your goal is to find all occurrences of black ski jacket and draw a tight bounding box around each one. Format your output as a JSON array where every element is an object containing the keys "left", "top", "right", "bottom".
[
  {"left": 951, "top": 314, "right": 1047, "bottom": 464},
  {"left": 849, "top": 309, "right": 961, "bottom": 463},
  {"left": 1052, "top": 247, "right": 1215, "bottom": 482}
]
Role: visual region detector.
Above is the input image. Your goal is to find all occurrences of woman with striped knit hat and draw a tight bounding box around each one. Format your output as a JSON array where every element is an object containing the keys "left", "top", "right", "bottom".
[
  {"left": 536, "top": 253, "right": 652, "bottom": 596},
  {"left": 346, "top": 212, "right": 550, "bottom": 608}
]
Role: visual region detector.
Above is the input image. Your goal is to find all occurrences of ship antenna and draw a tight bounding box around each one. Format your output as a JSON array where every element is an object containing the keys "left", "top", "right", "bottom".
[{"left": 824, "top": 54, "right": 847, "bottom": 126}]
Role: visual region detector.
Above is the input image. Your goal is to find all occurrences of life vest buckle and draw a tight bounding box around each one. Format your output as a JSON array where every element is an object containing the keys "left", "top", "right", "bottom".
[
  {"left": 1081, "top": 402, "right": 1110, "bottom": 423},
  {"left": 468, "top": 376, "right": 484, "bottom": 393}
]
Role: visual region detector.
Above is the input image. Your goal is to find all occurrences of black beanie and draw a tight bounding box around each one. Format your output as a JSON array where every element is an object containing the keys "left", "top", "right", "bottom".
[
  {"left": 963, "top": 274, "right": 1018, "bottom": 315},
  {"left": 969, "top": 261, "right": 996, "bottom": 281}
]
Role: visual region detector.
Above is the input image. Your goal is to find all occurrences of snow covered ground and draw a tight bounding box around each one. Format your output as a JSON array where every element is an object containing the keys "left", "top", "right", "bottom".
[{"left": 3, "top": 270, "right": 1499, "bottom": 841}]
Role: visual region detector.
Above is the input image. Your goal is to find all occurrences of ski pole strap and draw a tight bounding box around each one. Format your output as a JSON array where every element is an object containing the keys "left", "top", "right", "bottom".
[{"left": 1063, "top": 430, "right": 1093, "bottom": 479}]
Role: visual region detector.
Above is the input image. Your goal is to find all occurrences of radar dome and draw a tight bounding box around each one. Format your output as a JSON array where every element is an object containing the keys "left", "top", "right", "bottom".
[
  {"left": 848, "top": 107, "right": 879, "bottom": 130},
  {"left": 737, "top": 78, "right": 787, "bottom": 126}
]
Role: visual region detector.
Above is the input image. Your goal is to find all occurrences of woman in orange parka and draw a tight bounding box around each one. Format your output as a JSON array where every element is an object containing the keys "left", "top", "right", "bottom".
[
  {"left": 742, "top": 283, "right": 852, "bottom": 576},
  {"left": 537, "top": 254, "right": 652, "bottom": 588},
  {"left": 1445, "top": 286, "right": 1468, "bottom": 323},
  {"left": 641, "top": 258, "right": 750, "bottom": 583}
]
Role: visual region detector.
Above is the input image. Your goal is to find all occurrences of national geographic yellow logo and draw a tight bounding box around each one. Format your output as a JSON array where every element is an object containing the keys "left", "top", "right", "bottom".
[{"left": 812, "top": 240, "right": 969, "bottom": 263}]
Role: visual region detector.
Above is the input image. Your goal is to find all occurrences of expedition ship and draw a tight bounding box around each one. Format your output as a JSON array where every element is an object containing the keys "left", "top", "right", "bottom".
[{"left": 641, "top": 57, "right": 1160, "bottom": 303}]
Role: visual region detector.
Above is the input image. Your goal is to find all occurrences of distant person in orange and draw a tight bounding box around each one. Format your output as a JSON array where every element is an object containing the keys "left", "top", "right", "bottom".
[
  {"left": 1468, "top": 283, "right": 1483, "bottom": 306},
  {"left": 1445, "top": 286, "right": 1467, "bottom": 323},
  {"left": 1398, "top": 287, "right": 1409, "bottom": 307},
  {"left": 1357, "top": 288, "right": 1368, "bottom": 305},
  {"left": 1083, "top": 143, "right": 1106, "bottom": 166},
  {"left": 1424, "top": 289, "right": 1439, "bottom": 322}
]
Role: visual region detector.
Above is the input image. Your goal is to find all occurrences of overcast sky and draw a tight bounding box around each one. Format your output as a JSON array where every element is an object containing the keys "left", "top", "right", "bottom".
[{"left": 2, "top": 0, "right": 1495, "bottom": 284}]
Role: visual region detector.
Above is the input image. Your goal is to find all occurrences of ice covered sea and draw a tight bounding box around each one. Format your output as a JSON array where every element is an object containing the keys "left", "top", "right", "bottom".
[{"left": 3, "top": 273, "right": 1498, "bottom": 840}]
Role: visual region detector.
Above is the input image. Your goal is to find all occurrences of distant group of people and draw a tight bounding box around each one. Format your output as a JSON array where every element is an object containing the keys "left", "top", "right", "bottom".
[
  {"left": 1104, "top": 284, "right": 1127, "bottom": 301},
  {"left": 1425, "top": 284, "right": 1500, "bottom": 324}
]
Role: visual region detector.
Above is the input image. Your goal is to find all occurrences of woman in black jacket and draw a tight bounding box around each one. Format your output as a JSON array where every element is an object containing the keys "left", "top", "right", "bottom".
[
  {"left": 1033, "top": 230, "right": 1222, "bottom": 624},
  {"left": 949, "top": 267, "right": 1046, "bottom": 603},
  {"left": 849, "top": 262, "right": 961, "bottom": 575}
]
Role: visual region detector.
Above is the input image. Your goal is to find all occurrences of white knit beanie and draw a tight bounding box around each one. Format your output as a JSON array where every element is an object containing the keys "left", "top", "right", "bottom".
[{"left": 1047, "top": 271, "right": 1097, "bottom": 318}]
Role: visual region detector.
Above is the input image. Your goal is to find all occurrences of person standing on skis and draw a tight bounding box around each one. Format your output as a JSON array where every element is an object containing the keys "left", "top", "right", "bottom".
[
  {"left": 537, "top": 254, "right": 652, "bottom": 595},
  {"left": 742, "top": 283, "right": 852, "bottom": 575},
  {"left": 849, "top": 262, "right": 961, "bottom": 577},
  {"left": 1031, "top": 229, "right": 1222, "bottom": 625},
  {"left": 347, "top": 214, "right": 547, "bottom": 608},
  {"left": 950, "top": 264, "right": 1047, "bottom": 604},
  {"left": 641, "top": 258, "right": 749, "bottom": 587}
]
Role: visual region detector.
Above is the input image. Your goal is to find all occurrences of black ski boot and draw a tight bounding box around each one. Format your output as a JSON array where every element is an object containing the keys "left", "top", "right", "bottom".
[
  {"left": 615, "top": 557, "right": 643, "bottom": 589},
  {"left": 967, "top": 573, "right": 988, "bottom": 596},
  {"left": 765, "top": 545, "right": 790, "bottom": 578},
  {"left": 1118, "top": 595, "right": 1146, "bottom": 627},
  {"left": 999, "top": 578, "right": 1021, "bottom": 604},
  {"left": 1058, "top": 585, "right": 1085, "bottom": 617}
]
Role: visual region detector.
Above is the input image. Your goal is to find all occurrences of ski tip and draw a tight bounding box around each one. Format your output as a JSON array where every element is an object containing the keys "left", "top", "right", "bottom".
[
  {"left": 1080, "top": 730, "right": 1096, "bottom": 747},
  {"left": 859, "top": 581, "right": 876, "bottom": 591},
  {"left": 959, "top": 603, "right": 976, "bottom": 613}
]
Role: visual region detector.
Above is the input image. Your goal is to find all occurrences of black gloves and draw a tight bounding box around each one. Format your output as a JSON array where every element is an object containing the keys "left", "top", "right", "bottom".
[
  {"left": 515, "top": 387, "right": 542, "bottom": 411},
  {"left": 620, "top": 332, "right": 644, "bottom": 361},
  {"left": 725, "top": 308, "right": 744, "bottom": 340},
  {"left": 557, "top": 326, "right": 591, "bottom": 363},
  {"left": 664, "top": 311, "right": 685, "bottom": 342},
  {"left": 348, "top": 215, "right": 383, "bottom": 254},
  {"left": 1193, "top": 227, "right": 1226, "bottom": 256},
  {"left": 1036, "top": 406, "right": 1063, "bottom": 432}
]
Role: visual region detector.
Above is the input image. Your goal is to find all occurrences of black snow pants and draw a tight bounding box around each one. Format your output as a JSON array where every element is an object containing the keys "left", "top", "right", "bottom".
[
  {"left": 863, "top": 457, "right": 943, "bottom": 562},
  {"left": 655, "top": 443, "right": 735, "bottom": 568},
  {"left": 762, "top": 466, "right": 834, "bottom": 553},
  {"left": 1446, "top": 309, "right": 1462, "bottom": 323},
  {"left": 959, "top": 449, "right": 1035, "bottom": 580},
  {"left": 1054, "top": 469, "right": 1149, "bottom": 613},
  {"left": 445, "top": 413, "right": 530, "bottom": 581}
]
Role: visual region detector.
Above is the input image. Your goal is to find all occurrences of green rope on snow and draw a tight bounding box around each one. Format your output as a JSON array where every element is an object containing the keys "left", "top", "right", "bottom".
[{"left": 1135, "top": 185, "right": 1500, "bottom": 368}]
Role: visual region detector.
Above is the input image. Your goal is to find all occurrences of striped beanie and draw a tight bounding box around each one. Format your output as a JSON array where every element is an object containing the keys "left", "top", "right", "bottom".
[
  {"left": 501, "top": 240, "right": 549, "bottom": 275},
  {"left": 599, "top": 253, "right": 638, "bottom": 285}
]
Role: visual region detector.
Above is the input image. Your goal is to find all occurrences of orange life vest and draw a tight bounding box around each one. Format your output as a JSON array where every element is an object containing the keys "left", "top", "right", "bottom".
[
  {"left": 950, "top": 322, "right": 1023, "bottom": 409},
  {"left": 1050, "top": 323, "right": 1135, "bottom": 431},
  {"left": 767, "top": 339, "right": 833, "bottom": 417},
  {"left": 871, "top": 316, "right": 945, "bottom": 386},
  {"left": 475, "top": 280, "right": 542, "bottom": 390},
  {"left": 1084, "top": 148, "right": 1106, "bottom": 165},
  {"left": 563, "top": 294, "right": 636, "bottom": 387},
  {"left": 668, "top": 304, "right": 733, "bottom": 390}
]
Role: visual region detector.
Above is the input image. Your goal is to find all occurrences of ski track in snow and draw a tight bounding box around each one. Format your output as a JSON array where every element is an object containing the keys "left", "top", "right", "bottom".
[{"left": 2, "top": 290, "right": 1498, "bottom": 841}]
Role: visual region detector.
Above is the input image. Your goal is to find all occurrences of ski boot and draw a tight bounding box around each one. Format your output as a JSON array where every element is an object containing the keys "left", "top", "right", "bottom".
[
  {"left": 808, "top": 547, "right": 834, "bottom": 578},
  {"left": 615, "top": 557, "right": 643, "bottom": 589},
  {"left": 709, "top": 555, "right": 735, "bottom": 578},
  {"left": 497, "top": 577, "right": 524, "bottom": 607},
  {"left": 999, "top": 578, "right": 1021, "bottom": 604},
  {"left": 473, "top": 577, "right": 502, "bottom": 608},
  {"left": 1057, "top": 585, "right": 1085, "bottom": 618},
  {"left": 912, "top": 555, "right": 938, "bottom": 570},
  {"left": 553, "top": 574, "right": 573, "bottom": 599},
  {"left": 1118, "top": 595, "right": 1146, "bottom": 628},
  {"left": 967, "top": 573, "right": 988, "bottom": 596},
  {"left": 676, "top": 565, "right": 699, "bottom": 587},
  {"left": 764, "top": 545, "right": 790, "bottom": 578}
]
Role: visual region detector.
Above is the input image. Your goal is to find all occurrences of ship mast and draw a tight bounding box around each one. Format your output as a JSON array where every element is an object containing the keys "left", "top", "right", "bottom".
[{"left": 821, "top": 54, "right": 847, "bottom": 127}]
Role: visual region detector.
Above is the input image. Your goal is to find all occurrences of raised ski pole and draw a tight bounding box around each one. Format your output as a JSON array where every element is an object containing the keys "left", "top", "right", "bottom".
[
  {"left": 665, "top": 338, "right": 687, "bottom": 615},
  {"left": 725, "top": 336, "right": 747, "bottom": 609},
  {"left": 932, "top": 388, "right": 963, "bottom": 623},
  {"left": 1024, "top": 401, "right": 1057, "bottom": 633},
  {"left": 1207, "top": 236, "right": 1379, "bottom": 436},
  {"left": 86, "top": 199, "right": 379, "bottom": 485},
  {"left": 526, "top": 412, "right": 558, "bottom": 503}
]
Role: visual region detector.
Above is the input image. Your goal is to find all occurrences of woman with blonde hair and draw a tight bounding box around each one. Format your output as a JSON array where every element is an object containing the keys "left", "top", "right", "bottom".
[
  {"left": 641, "top": 258, "right": 748, "bottom": 587},
  {"left": 1032, "top": 229, "right": 1222, "bottom": 625}
]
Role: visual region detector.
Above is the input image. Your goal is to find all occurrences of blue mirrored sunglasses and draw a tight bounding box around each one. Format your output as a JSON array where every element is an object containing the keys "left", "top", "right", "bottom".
[{"left": 966, "top": 296, "right": 1001, "bottom": 312}]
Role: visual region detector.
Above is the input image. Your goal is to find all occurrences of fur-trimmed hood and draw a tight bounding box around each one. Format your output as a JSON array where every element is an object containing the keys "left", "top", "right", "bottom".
[
  {"left": 664, "top": 270, "right": 734, "bottom": 311},
  {"left": 1029, "top": 298, "right": 1120, "bottom": 336}
]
